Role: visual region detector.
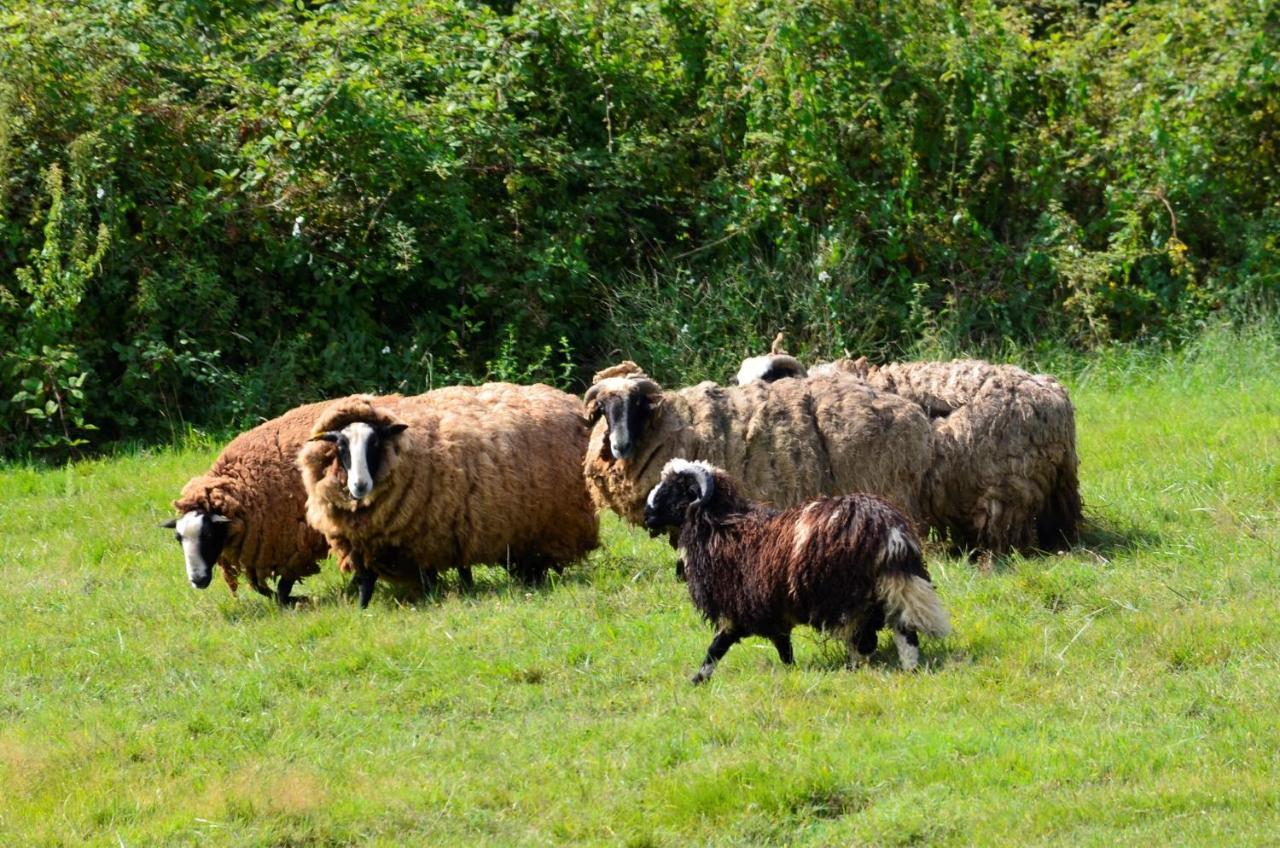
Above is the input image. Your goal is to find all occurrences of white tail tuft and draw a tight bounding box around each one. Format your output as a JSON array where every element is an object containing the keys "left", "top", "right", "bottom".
[{"left": 876, "top": 573, "right": 951, "bottom": 638}]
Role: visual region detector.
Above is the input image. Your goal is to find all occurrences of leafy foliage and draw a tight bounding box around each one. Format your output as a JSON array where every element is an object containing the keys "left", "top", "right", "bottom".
[{"left": 0, "top": 0, "right": 1276, "bottom": 455}]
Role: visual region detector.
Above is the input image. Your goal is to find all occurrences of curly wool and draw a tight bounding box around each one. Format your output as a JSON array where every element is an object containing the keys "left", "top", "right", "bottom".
[
  {"left": 583, "top": 363, "right": 931, "bottom": 526},
  {"left": 675, "top": 467, "right": 949, "bottom": 639},
  {"left": 298, "top": 385, "right": 600, "bottom": 584},
  {"left": 813, "top": 357, "right": 1082, "bottom": 552},
  {"left": 172, "top": 400, "right": 332, "bottom": 594}
]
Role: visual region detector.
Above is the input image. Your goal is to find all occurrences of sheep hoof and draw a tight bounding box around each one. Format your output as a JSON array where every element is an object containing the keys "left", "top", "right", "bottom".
[
  {"left": 690, "top": 670, "right": 710, "bottom": 685},
  {"left": 846, "top": 652, "right": 872, "bottom": 670}
]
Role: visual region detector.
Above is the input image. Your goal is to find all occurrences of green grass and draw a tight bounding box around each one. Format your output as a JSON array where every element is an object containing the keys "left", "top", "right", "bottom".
[{"left": 2, "top": 327, "right": 1278, "bottom": 846}]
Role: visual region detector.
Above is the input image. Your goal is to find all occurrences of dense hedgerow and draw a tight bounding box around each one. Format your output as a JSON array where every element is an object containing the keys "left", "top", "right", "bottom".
[{"left": 0, "top": 0, "right": 1276, "bottom": 456}]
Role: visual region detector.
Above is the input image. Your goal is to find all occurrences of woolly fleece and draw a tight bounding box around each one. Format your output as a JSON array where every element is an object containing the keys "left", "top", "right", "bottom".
[
  {"left": 584, "top": 362, "right": 931, "bottom": 526},
  {"left": 298, "top": 385, "right": 599, "bottom": 584},
  {"left": 172, "top": 400, "right": 332, "bottom": 594}
]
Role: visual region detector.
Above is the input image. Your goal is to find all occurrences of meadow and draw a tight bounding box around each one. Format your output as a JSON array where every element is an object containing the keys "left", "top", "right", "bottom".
[{"left": 1, "top": 326, "right": 1277, "bottom": 846}]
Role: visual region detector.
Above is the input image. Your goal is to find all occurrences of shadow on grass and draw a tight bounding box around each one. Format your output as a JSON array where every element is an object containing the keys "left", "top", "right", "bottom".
[
  {"left": 1073, "top": 512, "right": 1162, "bottom": 561},
  {"left": 793, "top": 631, "right": 975, "bottom": 674},
  {"left": 217, "top": 560, "right": 596, "bottom": 618},
  {"left": 926, "top": 510, "right": 1162, "bottom": 575}
]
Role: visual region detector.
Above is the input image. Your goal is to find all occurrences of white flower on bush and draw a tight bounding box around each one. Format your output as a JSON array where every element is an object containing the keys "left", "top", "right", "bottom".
[
  {"left": 381, "top": 346, "right": 391, "bottom": 355},
  {"left": 292, "top": 216, "right": 304, "bottom": 237},
  {"left": 817, "top": 270, "right": 831, "bottom": 283}
]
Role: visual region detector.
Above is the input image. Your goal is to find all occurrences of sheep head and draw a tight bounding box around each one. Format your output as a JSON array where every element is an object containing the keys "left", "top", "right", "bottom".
[
  {"left": 311, "top": 420, "right": 409, "bottom": 503},
  {"left": 583, "top": 361, "right": 663, "bottom": 462},
  {"left": 642, "top": 458, "right": 719, "bottom": 533}
]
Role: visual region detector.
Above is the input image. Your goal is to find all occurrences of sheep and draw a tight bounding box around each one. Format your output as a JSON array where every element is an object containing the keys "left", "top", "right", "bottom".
[
  {"left": 162, "top": 400, "right": 334, "bottom": 605},
  {"left": 735, "top": 332, "right": 807, "bottom": 385},
  {"left": 643, "top": 459, "right": 950, "bottom": 682},
  {"left": 582, "top": 361, "right": 932, "bottom": 532},
  {"left": 297, "top": 385, "right": 600, "bottom": 608},
  {"left": 811, "top": 357, "right": 1082, "bottom": 553}
]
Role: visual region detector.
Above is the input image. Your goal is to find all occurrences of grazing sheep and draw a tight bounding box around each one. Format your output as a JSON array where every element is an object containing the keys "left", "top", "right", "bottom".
[
  {"left": 163, "top": 400, "right": 333, "bottom": 604},
  {"left": 582, "top": 362, "right": 931, "bottom": 530},
  {"left": 644, "top": 459, "right": 950, "bottom": 682},
  {"left": 735, "top": 332, "right": 807, "bottom": 385},
  {"left": 298, "top": 385, "right": 600, "bottom": 608},
  {"left": 812, "top": 357, "right": 1082, "bottom": 552}
]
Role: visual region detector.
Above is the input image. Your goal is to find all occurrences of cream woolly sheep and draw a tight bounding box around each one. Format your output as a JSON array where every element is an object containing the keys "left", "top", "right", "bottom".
[
  {"left": 811, "top": 357, "right": 1082, "bottom": 552},
  {"left": 298, "top": 386, "right": 600, "bottom": 608},
  {"left": 582, "top": 362, "right": 931, "bottom": 531},
  {"left": 163, "top": 400, "right": 333, "bottom": 604},
  {"left": 644, "top": 459, "right": 950, "bottom": 682}
]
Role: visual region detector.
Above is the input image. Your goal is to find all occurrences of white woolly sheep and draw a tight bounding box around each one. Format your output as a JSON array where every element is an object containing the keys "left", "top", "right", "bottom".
[
  {"left": 163, "top": 400, "right": 334, "bottom": 604},
  {"left": 297, "top": 386, "right": 600, "bottom": 608},
  {"left": 644, "top": 459, "right": 950, "bottom": 682}
]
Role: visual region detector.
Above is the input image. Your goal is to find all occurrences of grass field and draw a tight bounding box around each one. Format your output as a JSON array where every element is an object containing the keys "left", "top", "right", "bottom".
[{"left": 1, "top": 327, "right": 1278, "bottom": 846}]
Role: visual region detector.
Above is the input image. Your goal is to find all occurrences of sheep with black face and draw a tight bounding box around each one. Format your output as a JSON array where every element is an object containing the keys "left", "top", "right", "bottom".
[
  {"left": 163, "top": 400, "right": 334, "bottom": 604},
  {"left": 645, "top": 459, "right": 950, "bottom": 683},
  {"left": 298, "top": 386, "right": 600, "bottom": 608},
  {"left": 582, "top": 361, "right": 931, "bottom": 530}
]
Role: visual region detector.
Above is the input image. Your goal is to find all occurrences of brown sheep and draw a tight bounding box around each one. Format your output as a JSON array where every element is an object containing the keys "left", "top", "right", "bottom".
[
  {"left": 164, "top": 400, "right": 333, "bottom": 604},
  {"left": 812, "top": 357, "right": 1082, "bottom": 553},
  {"left": 582, "top": 362, "right": 931, "bottom": 532},
  {"left": 298, "top": 385, "right": 600, "bottom": 608},
  {"left": 643, "top": 459, "right": 950, "bottom": 682}
]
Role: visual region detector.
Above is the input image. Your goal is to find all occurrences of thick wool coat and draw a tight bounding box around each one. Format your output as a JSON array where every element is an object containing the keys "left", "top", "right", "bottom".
[{"left": 298, "top": 385, "right": 600, "bottom": 583}]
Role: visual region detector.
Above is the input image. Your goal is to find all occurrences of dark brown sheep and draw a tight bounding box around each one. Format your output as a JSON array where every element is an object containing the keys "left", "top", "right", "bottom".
[{"left": 643, "top": 459, "right": 950, "bottom": 683}]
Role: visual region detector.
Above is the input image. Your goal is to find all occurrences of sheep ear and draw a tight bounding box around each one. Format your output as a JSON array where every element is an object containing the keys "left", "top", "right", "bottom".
[
  {"left": 160, "top": 518, "right": 178, "bottom": 529},
  {"left": 210, "top": 514, "right": 232, "bottom": 524},
  {"left": 310, "top": 430, "right": 340, "bottom": 443},
  {"left": 380, "top": 423, "right": 408, "bottom": 438}
]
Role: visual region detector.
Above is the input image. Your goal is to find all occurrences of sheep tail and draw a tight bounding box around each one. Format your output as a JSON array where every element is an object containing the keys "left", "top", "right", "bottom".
[{"left": 876, "top": 572, "right": 951, "bottom": 639}]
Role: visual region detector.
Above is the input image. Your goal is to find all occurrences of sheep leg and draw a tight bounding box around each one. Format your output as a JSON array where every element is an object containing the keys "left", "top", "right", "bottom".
[
  {"left": 354, "top": 570, "right": 377, "bottom": 609},
  {"left": 769, "top": 630, "right": 794, "bottom": 665},
  {"left": 847, "top": 607, "right": 885, "bottom": 669},
  {"left": 275, "top": 577, "right": 299, "bottom": 606},
  {"left": 251, "top": 583, "right": 274, "bottom": 601},
  {"left": 892, "top": 625, "right": 921, "bottom": 671},
  {"left": 691, "top": 627, "right": 740, "bottom": 685},
  {"left": 457, "top": 567, "right": 474, "bottom": 590}
]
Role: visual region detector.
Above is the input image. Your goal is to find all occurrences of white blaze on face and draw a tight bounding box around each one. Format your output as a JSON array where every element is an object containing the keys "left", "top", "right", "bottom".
[
  {"left": 343, "top": 422, "right": 376, "bottom": 500},
  {"left": 609, "top": 428, "right": 628, "bottom": 462},
  {"left": 175, "top": 510, "right": 208, "bottom": 586}
]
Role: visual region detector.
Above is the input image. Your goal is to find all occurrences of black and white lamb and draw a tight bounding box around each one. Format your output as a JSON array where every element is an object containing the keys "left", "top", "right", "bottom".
[{"left": 643, "top": 459, "right": 951, "bottom": 683}]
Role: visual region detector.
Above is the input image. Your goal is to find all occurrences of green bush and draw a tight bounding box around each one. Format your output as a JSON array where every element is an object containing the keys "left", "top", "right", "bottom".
[{"left": 1, "top": 0, "right": 1276, "bottom": 456}]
